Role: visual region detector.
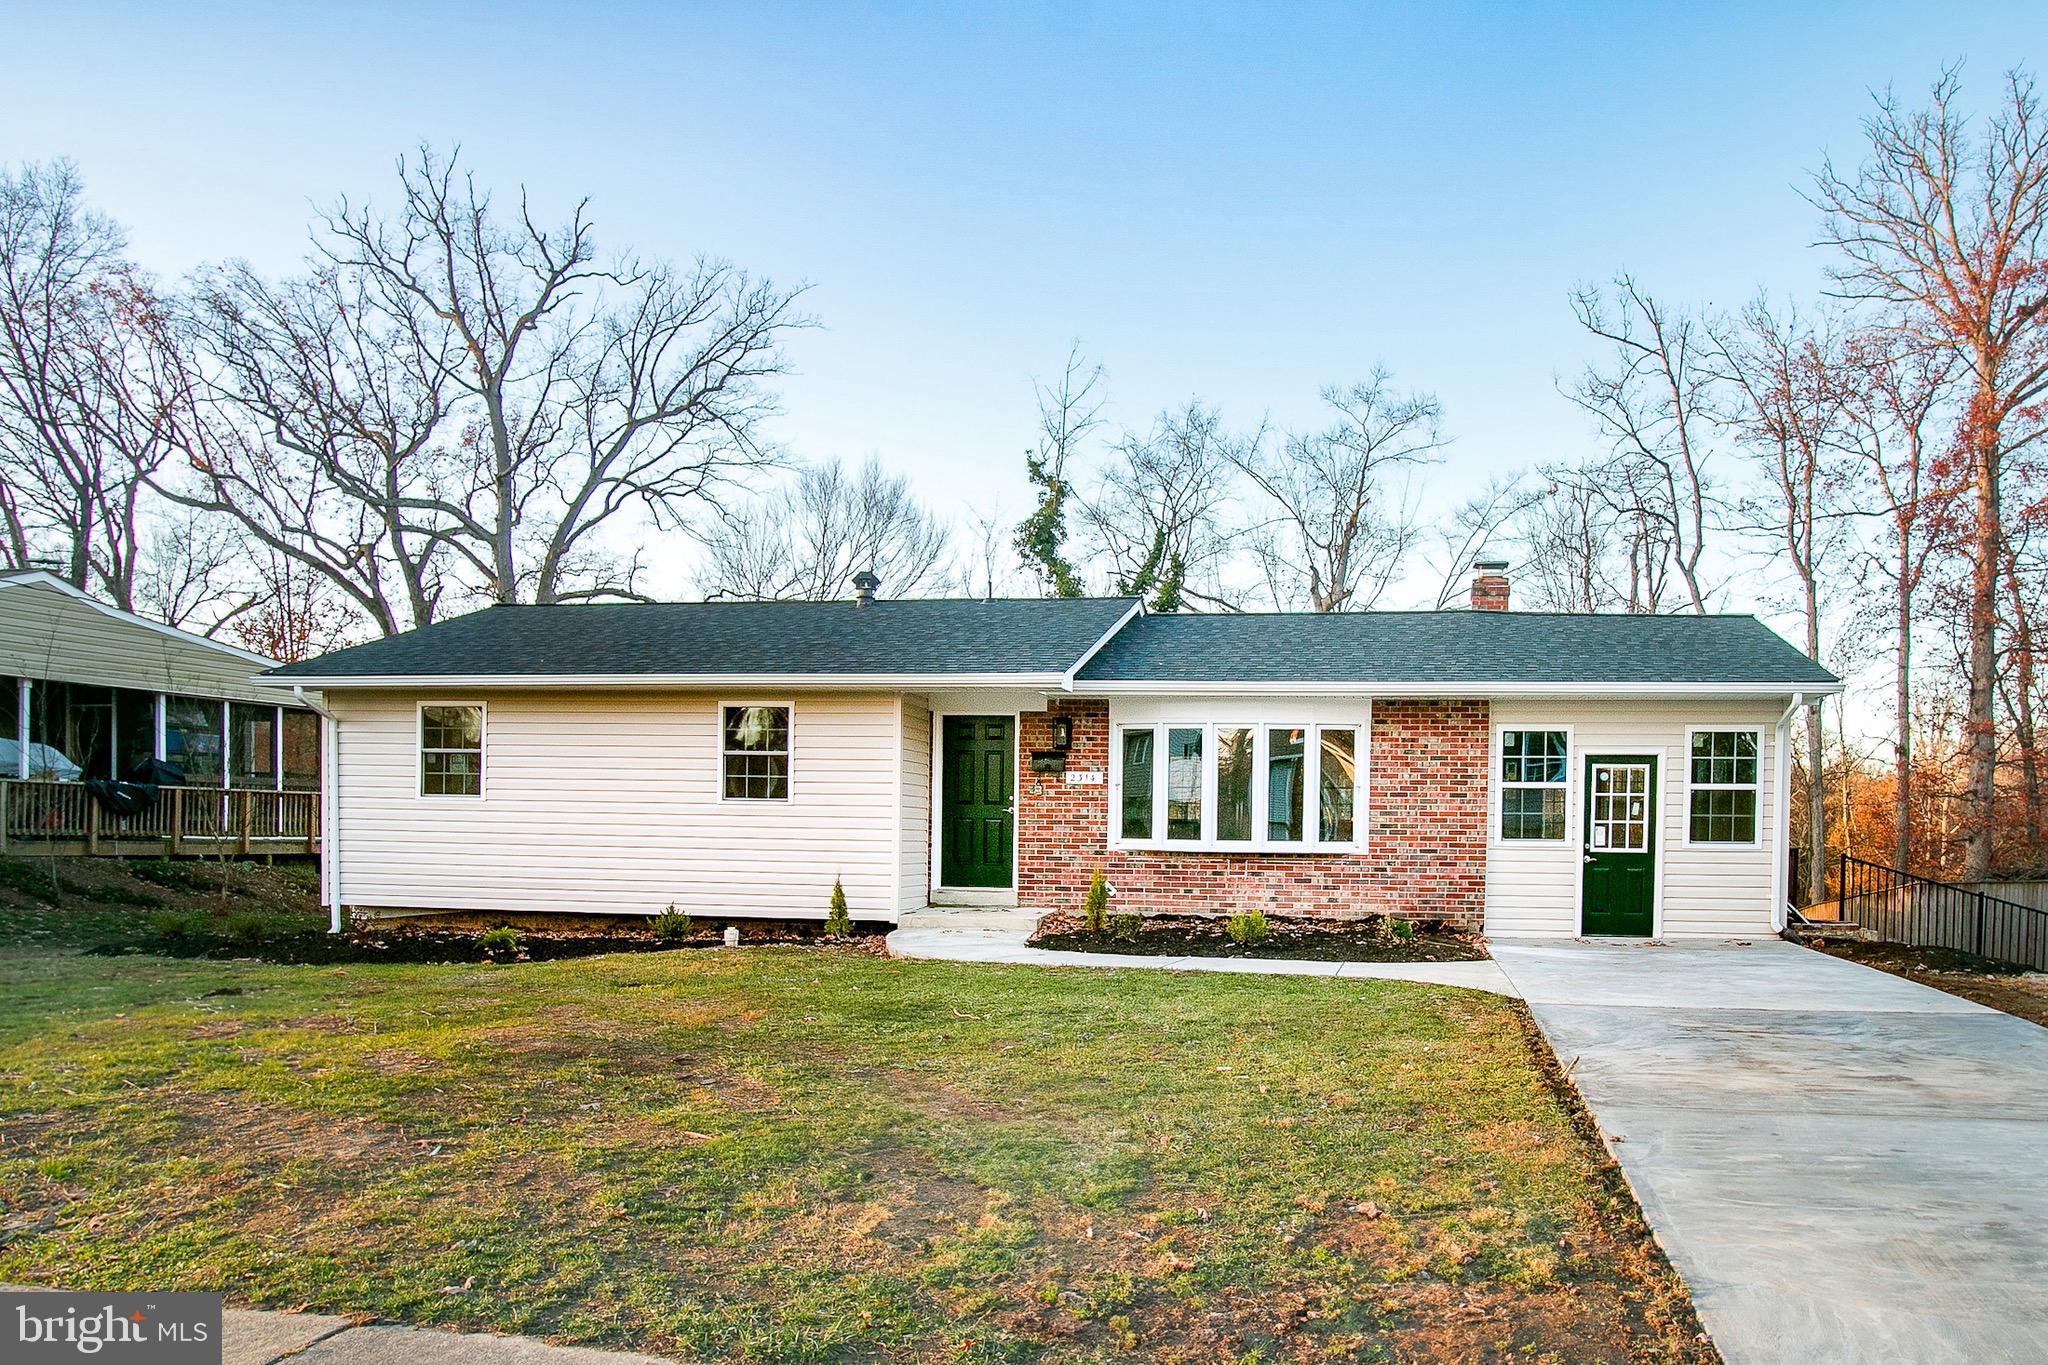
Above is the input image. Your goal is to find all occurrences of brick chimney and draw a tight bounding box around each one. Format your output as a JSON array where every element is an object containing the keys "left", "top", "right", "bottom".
[{"left": 1470, "top": 559, "right": 1510, "bottom": 612}]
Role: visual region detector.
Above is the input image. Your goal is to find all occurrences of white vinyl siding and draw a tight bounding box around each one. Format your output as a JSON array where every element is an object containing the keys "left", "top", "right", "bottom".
[
  {"left": 897, "top": 693, "right": 932, "bottom": 912},
  {"left": 331, "top": 688, "right": 902, "bottom": 921},
  {"left": 1484, "top": 698, "right": 1781, "bottom": 938}
]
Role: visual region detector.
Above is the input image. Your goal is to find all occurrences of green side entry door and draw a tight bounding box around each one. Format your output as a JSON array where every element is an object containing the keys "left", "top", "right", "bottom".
[
  {"left": 1581, "top": 755, "right": 1656, "bottom": 936},
  {"left": 940, "top": 716, "right": 1014, "bottom": 889}
]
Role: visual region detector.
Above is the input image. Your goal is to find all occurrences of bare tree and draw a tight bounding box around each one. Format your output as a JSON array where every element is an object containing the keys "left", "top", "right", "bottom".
[
  {"left": 1838, "top": 327, "right": 1962, "bottom": 869},
  {"left": 1714, "top": 297, "right": 1854, "bottom": 900},
  {"left": 962, "top": 499, "right": 1025, "bottom": 600},
  {"left": 1812, "top": 66, "right": 2048, "bottom": 878},
  {"left": 1519, "top": 461, "right": 1688, "bottom": 613},
  {"left": 172, "top": 258, "right": 455, "bottom": 634},
  {"left": 1231, "top": 371, "right": 1444, "bottom": 612},
  {"left": 1014, "top": 345, "right": 1104, "bottom": 597},
  {"left": 179, "top": 146, "right": 807, "bottom": 630},
  {"left": 696, "top": 456, "right": 955, "bottom": 601},
  {"left": 131, "top": 499, "right": 255, "bottom": 632},
  {"left": 1566, "top": 276, "right": 1718, "bottom": 613},
  {"left": 1425, "top": 473, "right": 1546, "bottom": 609},
  {"left": 1074, "top": 400, "right": 1248, "bottom": 610},
  {"left": 0, "top": 161, "right": 185, "bottom": 607},
  {"left": 224, "top": 548, "right": 367, "bottom": 663},
  {"left": 1433, "top": 476, "right": 1544, "bottom": 610}
]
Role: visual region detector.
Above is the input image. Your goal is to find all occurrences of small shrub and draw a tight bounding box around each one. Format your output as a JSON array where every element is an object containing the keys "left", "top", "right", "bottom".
[
  {"left": 824, "top": 878, "right": 853, "bottom": 937},
  {"left": 1225, "top": 909, "right": 1268, "bottom": 945},
  {"left": 149, "top": 909, "right": 206, "bottom": 940},
  {"left": 223, "top": 911, "right": 276, "bottom": 947},
  {"left": 0, "top": 860, "right": 63, "bottom": 905},
  {"left": 1375, "top": 915, "right": 1416, "bottom": 943},
  {"left": 1083, "top": 869, "right": 1109, "bottom": 933},
  {"left": 1108, "top": 913, "right": 1142, "bottom": 942},
  {"left": 478, "top": 925, "right": 521, "bottom": 956},
  {"left": 132, "top": 860, "right": 211, "bottom": 893},
  {"left": 1390, "top": 916, "right": 1415, "bottom": 941},
  {"left": 650, "top": 905, "right": 694, "bottom": 942}
]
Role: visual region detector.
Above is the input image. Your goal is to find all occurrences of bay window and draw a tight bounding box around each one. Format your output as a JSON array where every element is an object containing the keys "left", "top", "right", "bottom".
[{"left": 1113, "top": 718, "right": 1366, "bottom": 851}]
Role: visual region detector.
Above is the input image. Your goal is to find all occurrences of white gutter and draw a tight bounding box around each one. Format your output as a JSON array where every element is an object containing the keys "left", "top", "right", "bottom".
[
  {"left": 1771, "top": 691, "right": 1806, "bottom": 932},
  {"left": 1068, "top": 679, "right": 1847, "bottom": 698},
  {"left": 253, "top": 670, "right": 1076, "bottom": 690},
  {"left": 254, "top": 672, "right": 1845, "bottom": 698}
]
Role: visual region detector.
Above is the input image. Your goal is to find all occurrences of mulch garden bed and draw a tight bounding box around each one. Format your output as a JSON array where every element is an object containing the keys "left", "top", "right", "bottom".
[
  {"left": 1029, "top": 912, "right": 1489, "bottom": 963},
  {"left": 88, "top": 922, "right": 887, "bottom": 966}
]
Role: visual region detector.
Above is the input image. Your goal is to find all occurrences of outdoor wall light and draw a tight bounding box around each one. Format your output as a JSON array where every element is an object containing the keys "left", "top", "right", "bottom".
[{"left": 1050, "top": 716, "right": 1074, "bottom": 750}]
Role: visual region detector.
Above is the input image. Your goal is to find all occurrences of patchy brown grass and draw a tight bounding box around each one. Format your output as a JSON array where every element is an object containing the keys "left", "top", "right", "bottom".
[{"left": 0, "top": 930, "right": 1714, "bottom": 1362}]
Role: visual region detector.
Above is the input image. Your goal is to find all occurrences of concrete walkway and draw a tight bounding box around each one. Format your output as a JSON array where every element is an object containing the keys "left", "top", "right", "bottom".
[
  {"left": 885, "top": 924, "right": 1518, "bottom": 994},
  {"left": 3, "top": 1291, "right": 676, "bottom": 1365},
  {"left": 1491, "top": 938, "right": 2048, "bottom": 1365}
]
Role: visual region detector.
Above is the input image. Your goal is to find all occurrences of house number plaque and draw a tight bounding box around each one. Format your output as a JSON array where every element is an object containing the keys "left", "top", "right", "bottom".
[{"left": 1064, "top": 770, "right": 1105, "bottom": 785}]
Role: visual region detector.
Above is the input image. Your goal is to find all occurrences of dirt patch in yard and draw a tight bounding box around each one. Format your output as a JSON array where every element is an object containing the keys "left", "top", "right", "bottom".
[
  {"left": 1030, "top": 911, "right": 1489, "bottom": 962},
  {"left": 1806, "top": 938, "right": 2048, "bottom": 1028}
]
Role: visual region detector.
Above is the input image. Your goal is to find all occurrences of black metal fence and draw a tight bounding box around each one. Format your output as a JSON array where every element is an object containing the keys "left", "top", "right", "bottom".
[{"left": 1838, "top": 854, "right": 2048, "bottom": 972}]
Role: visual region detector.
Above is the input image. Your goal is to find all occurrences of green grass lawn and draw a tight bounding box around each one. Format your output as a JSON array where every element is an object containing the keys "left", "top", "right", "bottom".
[{"left": 0, "top": 904, "right": 1708, "bottom": 1363}]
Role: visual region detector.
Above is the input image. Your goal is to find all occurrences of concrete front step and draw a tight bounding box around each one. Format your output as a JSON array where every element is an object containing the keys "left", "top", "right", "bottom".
[{"left": 897, "top": 908, "right": 1043, "bottom": 934}]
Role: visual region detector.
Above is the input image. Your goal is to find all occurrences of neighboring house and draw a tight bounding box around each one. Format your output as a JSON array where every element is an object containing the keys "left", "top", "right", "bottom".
[
  {"left": 265, "top": 564, "right": 1842, "bottom": 938},
  {"left": 0, "top": 571, "right": 323, "bottom": 854}
]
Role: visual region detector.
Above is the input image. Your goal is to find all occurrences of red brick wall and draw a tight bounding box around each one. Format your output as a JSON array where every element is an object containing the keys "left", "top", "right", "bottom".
[{"left": 1016, "top": 698, "right": 1489, "bottom": 928}]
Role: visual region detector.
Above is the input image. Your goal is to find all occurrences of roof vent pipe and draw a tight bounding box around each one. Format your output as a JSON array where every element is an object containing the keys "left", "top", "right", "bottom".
[
  {"left": 852, "top": 570, "right": 881, "bottom": 606},
  {"left": 1470, "top": 558, "right": 1510, "bottom": 612}
]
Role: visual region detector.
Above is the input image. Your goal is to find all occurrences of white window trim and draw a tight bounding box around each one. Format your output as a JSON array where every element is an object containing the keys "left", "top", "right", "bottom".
[
  {"left": 417, "top": 700, "right": 486, "bottom": 801},
  {"left": 1108, "top": 718, "right": 1368, "bottom": 854},
  {"left": 1490, "top": 723, "right": 1575, "bottom": 846},
  {"left": 1681, "top": 724, "right": 1764, "bottom": 849},
  {"left": 718, "top": 699, "right": 794, "bottom": 804}
]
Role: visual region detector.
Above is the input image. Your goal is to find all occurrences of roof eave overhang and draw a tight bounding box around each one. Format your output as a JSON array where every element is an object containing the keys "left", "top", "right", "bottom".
[
  {"left": 253, "top": 671, "right": 1076, "bottom": 690},
  {"left": 1065, "top": 678, "right": 1847, "bottom": 697}
]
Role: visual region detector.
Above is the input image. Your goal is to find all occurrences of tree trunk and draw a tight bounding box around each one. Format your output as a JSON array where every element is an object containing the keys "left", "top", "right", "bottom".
[
  {"left": 1963, "top": 406, "right": 2001, "bottom": 880},
  {"left": 1895, "top": 547, "right": 1913, "bottom": 872}
]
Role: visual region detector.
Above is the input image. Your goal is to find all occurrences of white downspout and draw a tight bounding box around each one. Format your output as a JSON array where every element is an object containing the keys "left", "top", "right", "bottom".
[{"left": 1772, "top": 692, "right": 1804, "bottom": 933}]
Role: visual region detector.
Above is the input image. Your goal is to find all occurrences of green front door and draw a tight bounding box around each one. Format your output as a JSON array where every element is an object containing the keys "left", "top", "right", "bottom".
[
  {"left": 941, "top": 716, "right": 1014, "bottom": 888},
  {"left": 1581, "top": 756, "right": 1656, "bottom": 936}
]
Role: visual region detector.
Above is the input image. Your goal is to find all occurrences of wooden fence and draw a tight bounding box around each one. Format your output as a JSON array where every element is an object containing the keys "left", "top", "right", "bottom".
[
  {"left": 1838, "top": 855, "right": 2048, "bottom": 973},
  {"left": 1968, "top": 880, "right": 2048, "bottom": 916},
  {"left": 0, "top": 779, "right": 319, "bottom": 858}
]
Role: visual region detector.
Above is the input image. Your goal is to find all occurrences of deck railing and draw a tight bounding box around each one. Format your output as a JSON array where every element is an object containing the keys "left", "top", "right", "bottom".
[
  {"left": 0, "top": 779, "right": 319, "bottom": 857},
  {"left": 1838, "top": 854, "right": 2048, "bottom": 972}
]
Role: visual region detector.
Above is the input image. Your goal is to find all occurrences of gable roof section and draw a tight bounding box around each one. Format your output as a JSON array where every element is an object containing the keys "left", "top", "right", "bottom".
[
  {"left": 1074, "top": 611, "right": 1841, "bottom": 691},
  {"left": 263, "top": 597, "right": 1143, "bottom": 685}
]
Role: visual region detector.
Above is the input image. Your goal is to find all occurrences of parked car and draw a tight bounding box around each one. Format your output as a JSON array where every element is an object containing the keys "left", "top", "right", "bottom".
[{"left": 0, "top": 739, "right": 84, "bottom": 783}]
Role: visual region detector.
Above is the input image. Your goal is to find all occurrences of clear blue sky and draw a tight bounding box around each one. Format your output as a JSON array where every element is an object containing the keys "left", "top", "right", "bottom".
[{"left": 6, "top": 2, "right": 2045, "bottom": 581}]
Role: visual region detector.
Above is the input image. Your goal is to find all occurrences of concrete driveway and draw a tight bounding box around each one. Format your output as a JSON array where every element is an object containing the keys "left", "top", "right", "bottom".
[{"left": 1491, "top": 938, "right": 2048, "bottom": 1365}]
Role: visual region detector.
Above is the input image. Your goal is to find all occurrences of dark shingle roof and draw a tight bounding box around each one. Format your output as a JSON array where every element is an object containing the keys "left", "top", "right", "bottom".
[
  {"left": 1074, "top": 611, "right": 1839, "bottom": 686},
  {"left": 264, "top": 597, "right": 1140, "bottom": 681}
]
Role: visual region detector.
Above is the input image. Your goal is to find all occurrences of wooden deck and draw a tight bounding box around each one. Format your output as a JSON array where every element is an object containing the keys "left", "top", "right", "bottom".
[{"left": 0, "top": 778, "right": 319, "bottom": 858}]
